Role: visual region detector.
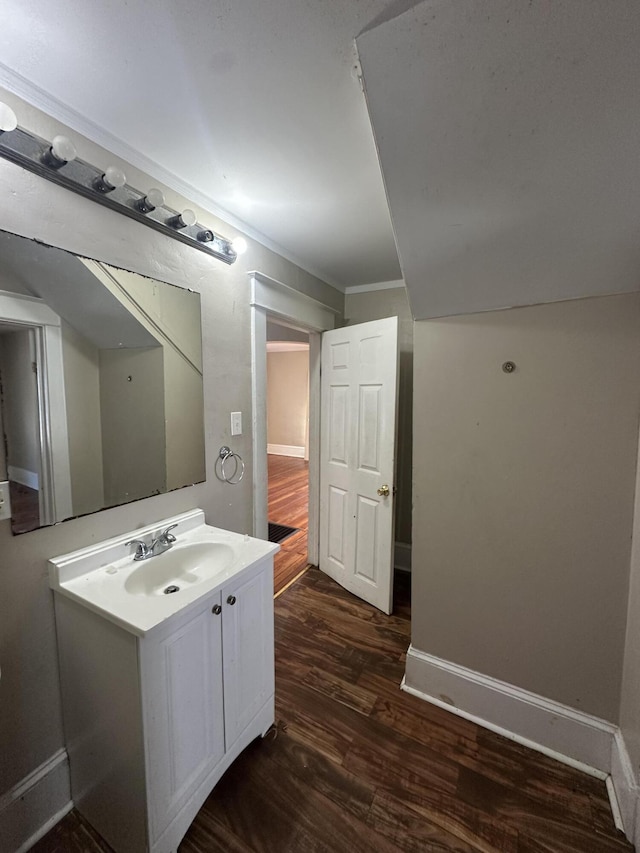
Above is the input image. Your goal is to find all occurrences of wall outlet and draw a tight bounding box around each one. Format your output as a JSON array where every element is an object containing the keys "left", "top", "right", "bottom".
[
  {"left": 231, "top": 412, "right": 242, "bottom": 436},
  {"left": 0, "top": 480, "right": 11, "bottom": 521}
]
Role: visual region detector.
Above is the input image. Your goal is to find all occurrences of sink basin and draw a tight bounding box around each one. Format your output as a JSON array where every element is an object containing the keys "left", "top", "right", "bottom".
[
  {"left": 124, "top": 541, "right": 235, "bottom": 596},
  {"left": 49, "top": 509, "right": 280, "bottom": 635}
]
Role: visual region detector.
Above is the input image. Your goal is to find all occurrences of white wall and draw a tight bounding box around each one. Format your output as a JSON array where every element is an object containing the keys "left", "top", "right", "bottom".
[
  {"left": 0, "top": 88, "right": 342, "bottom": 848},
  {"left": 411, "top": 293, "right": 640, "bottom": 722}
]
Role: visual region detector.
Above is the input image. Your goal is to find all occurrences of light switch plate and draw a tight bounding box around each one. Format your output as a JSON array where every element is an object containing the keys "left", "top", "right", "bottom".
[
  {"left": 231, "top": 412, "right": 242, "bottom": 436},
  {"left": 0, "top": 480, "right": 11, "bottom": 521}
]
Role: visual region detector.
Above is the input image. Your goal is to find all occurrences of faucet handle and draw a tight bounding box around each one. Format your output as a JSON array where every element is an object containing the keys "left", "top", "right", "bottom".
[
  {"left": 126, "top": 539, "right": 151, "bottom": 560},
  {"left": 159, "top": 524, "right": 178, "bottom": 544}
]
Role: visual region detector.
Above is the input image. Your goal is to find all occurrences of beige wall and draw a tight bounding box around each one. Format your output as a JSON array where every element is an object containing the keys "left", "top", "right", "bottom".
[
  {"left": 411, "top": 293, "right": 640, "bottom": 721},
  {"left": 86, "top": 261, "right": 206, "bottom": 494},
  {"left": 267, "top": 350, "right": 309, "bottom": 449},
  {"left": 0, "top": 87, "right": 342, "bottom": 813},
  {"left": 0, "top": 265, "right": 31, "bottom": 296},
  {"left": 345, "top": 286, "right": 413, "bottom": 545},
  {"left": 99, "top": 347, "right": 166, "bottom": 505},
  {"left": 266, "top": 321, "right": 309, "bottom": 343},
  {"left": 164, "top": 344, "right": 205, "bottom": 491},
  {"left": 61, "top": 322, "right": 105, "bottom": 516},
  {"left": 620, "top": 434, "right": 640, "bottom": 782},
  {"left": 0, "top": 338, "right": 7, "bottom": 481}
]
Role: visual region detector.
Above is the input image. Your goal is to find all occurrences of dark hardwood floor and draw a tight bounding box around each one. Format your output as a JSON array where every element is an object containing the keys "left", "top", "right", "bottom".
[
  {"left": 9, "top": 480, "right": 39, "bottom": 533},
  {"left": 268, "top": 454, "right": 309, "bottom": 596},
  {"left": 35, "top": 570, "right": 632, "bottom": 853}
]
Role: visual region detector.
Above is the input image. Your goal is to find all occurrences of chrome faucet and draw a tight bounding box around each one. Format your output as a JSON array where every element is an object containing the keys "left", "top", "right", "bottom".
[{"left": 126, "top": 524, "right": 178, "bottom": 561}]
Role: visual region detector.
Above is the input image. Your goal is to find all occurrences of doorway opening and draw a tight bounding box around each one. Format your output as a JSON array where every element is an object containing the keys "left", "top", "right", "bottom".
[
  {"left": 250, "top": 271, "right": 336, "bottom": 577},
  {"left": 250, "top": 272, "right": 401, "bottom": 615},
  {"left": 0, "top": 324, "right": 41, "bottom": 531},
  {"left": 265, "top": 324, "right": 310, "bottom": 595},
  {"left": 0, "top": 291, "right": 73, "bottom": 533}
]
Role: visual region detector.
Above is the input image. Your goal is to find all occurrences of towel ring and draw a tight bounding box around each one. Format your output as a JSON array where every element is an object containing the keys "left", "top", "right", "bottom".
[{"left": 217, "top": 446, "right": 245, "bottom": 485}]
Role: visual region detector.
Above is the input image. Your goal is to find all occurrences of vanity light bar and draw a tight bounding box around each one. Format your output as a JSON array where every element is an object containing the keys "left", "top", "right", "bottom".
[{"left": 0, "top": 112, "right": 237, "bottom": 265}]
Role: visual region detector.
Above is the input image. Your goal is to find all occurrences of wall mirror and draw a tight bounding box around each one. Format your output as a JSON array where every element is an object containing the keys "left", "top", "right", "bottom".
[{"left": 0, "top": 230, "right": 205, "bottom": 534}]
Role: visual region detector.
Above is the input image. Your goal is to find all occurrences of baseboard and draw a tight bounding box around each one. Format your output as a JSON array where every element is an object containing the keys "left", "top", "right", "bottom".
[
  {"left": 403, "top": 645, "right": 616, "bottom": 778},
  {"left": 7, "top": 465, "right": 38, "bottom": 490},
  {"left": 610, "top": 729, "right": 640, "bottom": 846},
  {"left": 394, "top": 541, "right": 411, "bottom": 573},
  {"left": 605, "top": 775, "right": 625, "bottom": 834},
  {"left": 0, "top": 748, "right": 72, "bottom": 852},
  {"left": 267, "top": 444, "right": 305, "bottom": 458}
]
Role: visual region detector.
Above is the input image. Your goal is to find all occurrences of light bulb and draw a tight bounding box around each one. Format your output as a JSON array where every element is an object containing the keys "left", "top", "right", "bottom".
[
  {"left": 198, "top": 229, "right": 214, "bottom": 242},
  {"left": 0, "top": 102, "right": 17, "bottom": 133},
  {"left": 171, "top": 209, "right": 196, "bottom": 229},
  {"left": 50, "top": 135, "right": 77, "bottom": 164},
  {"left": 232, "top": 236, "right": 248, "bottom": 256},
  {"left": 96, "top": 165, "right": 126, "bottom": 192},
  {"left": 137, "top": 188, "right": 164, "bottom": 213}
]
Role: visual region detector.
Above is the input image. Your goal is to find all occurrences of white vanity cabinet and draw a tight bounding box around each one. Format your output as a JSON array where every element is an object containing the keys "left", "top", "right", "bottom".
[{"left": 53, "top": 551, "right": 275, "bottom": 853}]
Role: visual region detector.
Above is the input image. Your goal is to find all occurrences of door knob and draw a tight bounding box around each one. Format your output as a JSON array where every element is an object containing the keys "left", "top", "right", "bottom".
[
  {"left": 227, "top": 595, "right": 236, "bottom": 606},
  {"left": 377, "top": 484, "right": 390, "bottom": 497},
  {"left": 211, "top": 604, "right": 222, "bottom": 615}
]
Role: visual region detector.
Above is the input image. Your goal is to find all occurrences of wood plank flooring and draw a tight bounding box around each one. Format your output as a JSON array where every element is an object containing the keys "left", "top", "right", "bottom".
[
  {"left": 9, "top": 480, "right": 39, "bottom": 533},
  {"left": 35, "top": 570, "right": 632, "bottom": 853},
  {"left": 268, "top": 454, "right": 309, "bottom": 595}
]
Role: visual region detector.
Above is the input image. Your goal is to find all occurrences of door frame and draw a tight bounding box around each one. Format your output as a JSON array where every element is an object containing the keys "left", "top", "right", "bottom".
[{"left": 249, "top": 271, "right": 337, "bottom": 563}]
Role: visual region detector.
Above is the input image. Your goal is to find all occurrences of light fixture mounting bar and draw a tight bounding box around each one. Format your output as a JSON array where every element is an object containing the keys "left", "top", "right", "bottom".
[{"left": 0, "top": 126, "right": 237, "bottom": 264}]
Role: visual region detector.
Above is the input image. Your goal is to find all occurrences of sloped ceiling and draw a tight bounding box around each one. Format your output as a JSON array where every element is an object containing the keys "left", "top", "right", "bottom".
[
  {"left": 357, "top": 0, "right": 640, "bottom": 319},
  {"left": 0, "top": 232, "right": 159, "bottom": 348}
]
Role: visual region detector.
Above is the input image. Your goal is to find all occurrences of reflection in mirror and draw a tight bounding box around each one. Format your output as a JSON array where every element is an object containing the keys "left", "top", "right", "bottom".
[{"left": 0, "top": 231, "right": 205, "bottom": 534}]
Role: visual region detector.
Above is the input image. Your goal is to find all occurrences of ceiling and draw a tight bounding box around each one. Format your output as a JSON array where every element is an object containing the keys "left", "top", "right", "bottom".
[
  {"left": 1, "top": 1, "right": 639, "bottom": 316},
  {"left": 358, "top": 0, "right": 640, "bottom": 318},
  {"left": 0, "top": 0, "right": 411, "bottom": 292},
  {"left": 0, "top": 231, "right": 159, "bottom": 348}
]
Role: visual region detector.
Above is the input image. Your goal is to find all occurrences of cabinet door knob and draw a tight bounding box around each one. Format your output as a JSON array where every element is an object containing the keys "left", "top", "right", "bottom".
[
  {"left": 211, "top": 604, "right": 222, "bottom": 615},
  {"left": 227, "top": 595, "right": 236, "bottom": 606}
]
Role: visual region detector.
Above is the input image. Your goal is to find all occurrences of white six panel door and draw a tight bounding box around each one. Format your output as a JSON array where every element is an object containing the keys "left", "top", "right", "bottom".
[{"left": 319, "top": 316, "right": 398, "bottom": 614}]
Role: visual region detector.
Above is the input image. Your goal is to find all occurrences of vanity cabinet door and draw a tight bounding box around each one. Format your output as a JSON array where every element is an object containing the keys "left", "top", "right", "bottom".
[
  {"left": 141, "top": 593, "right": 225, "bottom": 844},
  {"left": 222, "top": 560, "right": 275, "bottom": 746}
]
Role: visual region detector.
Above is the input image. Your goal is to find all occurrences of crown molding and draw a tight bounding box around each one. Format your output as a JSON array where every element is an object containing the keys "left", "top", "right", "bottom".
[{"left": 345, "top": 279, "right": 404, "bottom": 295}]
